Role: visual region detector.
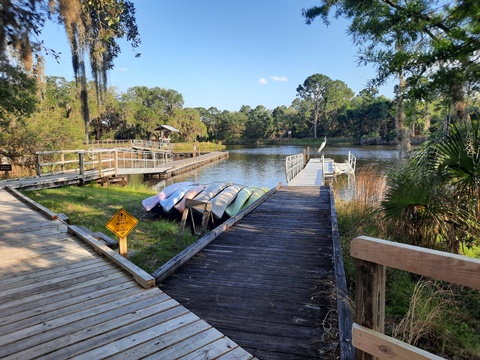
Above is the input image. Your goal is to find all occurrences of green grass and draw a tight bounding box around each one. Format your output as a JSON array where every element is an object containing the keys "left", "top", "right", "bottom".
[
  {"left": 171, "top": 141, "right": 226, "bottom": 152},
  {"left": 24, "top": 184, "right": 199, "bottom": 273}
]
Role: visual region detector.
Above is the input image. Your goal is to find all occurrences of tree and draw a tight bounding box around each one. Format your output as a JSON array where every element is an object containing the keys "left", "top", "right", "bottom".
[
  {"left": 303, "top": 0, "right": 480, "bottom": 145},
  {"left": 120, "top": 86, "right": 184, "bottom": 140},
  {"left": 296, "top": 74, "right": 353, "bottom": 138},
  {"left": 0, "top": 0, "right": 141, "bottom": 143}
]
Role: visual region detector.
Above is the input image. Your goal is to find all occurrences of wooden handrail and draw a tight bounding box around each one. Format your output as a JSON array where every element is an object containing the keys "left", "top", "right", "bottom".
[
  {"left": 351, "top": 236, "right": 480, "bottom": 359},
  {"left": 351, "top": 236, "right": 480, "bottom": 290}
]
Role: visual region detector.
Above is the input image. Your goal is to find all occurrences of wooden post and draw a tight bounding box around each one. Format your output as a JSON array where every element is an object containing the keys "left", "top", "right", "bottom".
[
  {"left": 99, "top": 151, "right": 103, "bottom": 176},
  {"left": 355, "top": 259, "right": 386, "bottom": 360},
  {"left": 303, "top": 149, "right": 307, "bottom": 166},
  {"left": 79, "top": 152, "right": 85, "bottom": 183},
  {"left": 36, "top": 153, "right": 41, "bottom": 176},
  {"left": 119, "top": 236, "right": 128, "bottom": 258},
  {"left": 307, "top": 146, "right": 310, "bottom": 161},
  {"left": 61, "top": 152, "right": 65, "bottom": 173},
  {"left": 114, "top": 149, "right": 118, "bottom": 175}
]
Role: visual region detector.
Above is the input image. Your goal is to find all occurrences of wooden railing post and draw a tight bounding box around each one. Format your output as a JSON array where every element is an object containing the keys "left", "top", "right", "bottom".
[
  {"left": 355, "top": 259, "right": 386, "bottom": 360},
  {"left": 99, "top": 150, "right": 103, "bottom": 176},
  {"left": 36, "top": 153, "right": 41, "bottom": 176},
  {"left": 78, "top": 152, "right": 85, "bottom": 183},
  {"left": 114, "top": 149, "right": 118, "bottom": 175}
]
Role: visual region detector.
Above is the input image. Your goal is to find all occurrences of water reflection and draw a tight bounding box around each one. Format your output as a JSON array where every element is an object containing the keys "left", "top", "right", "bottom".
[{"left": 130, "top": 144, "right": 399, "bottom": 191}]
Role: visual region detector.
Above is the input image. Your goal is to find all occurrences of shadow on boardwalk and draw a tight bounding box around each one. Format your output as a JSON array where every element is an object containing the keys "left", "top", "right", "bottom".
[{"left": 160, "top": 186, "right": 338, "bottom": 359}]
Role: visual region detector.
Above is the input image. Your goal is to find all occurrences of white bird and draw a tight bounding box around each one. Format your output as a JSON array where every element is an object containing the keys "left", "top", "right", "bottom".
[{"left": 317, "top": 136, "right": 326, "bottom": 153}]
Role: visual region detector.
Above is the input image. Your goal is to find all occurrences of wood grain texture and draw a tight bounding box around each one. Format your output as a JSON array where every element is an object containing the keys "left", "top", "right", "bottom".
[
  {"left": 0, "top": 188, "right": 254, "bottom": 359},
  {"left": 351, "top": 236, "right": 480, "bottom": 290},
  {"left": 161, "top": 186, "right": 338, "bottom": 359},
  {"left": 353, "top": 323, "right": 444, "bottom": 360}
]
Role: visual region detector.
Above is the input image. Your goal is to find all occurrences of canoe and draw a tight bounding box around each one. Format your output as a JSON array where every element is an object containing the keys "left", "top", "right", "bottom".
[
  {"left": 210, "top": 184, "right": 244, "bottom": 219},
  {"left": 240, "top": 187, "right": 269, "bottom": 211},
  {"left": 142, "top": 181, "right": 193, "bottom": 212},
  {"left": 160, "top": 183, "right": 197, "bottom": 213},
  {"left": 192, "top": 182, "right": 230, "bottom": 214},
  {"left": 225, "top": 186, "right": 253, "bottom": 217},
  {"left": 193, "top": 182, "right": 229, "bottom": 203},
  {"left": 174, "top": 184, "right": 207, "bottom": 213}
]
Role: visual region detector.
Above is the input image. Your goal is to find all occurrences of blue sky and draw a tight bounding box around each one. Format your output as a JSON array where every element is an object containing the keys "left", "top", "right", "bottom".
[{"left": 41, "top": 1, "right": 394, "bottom": 111}]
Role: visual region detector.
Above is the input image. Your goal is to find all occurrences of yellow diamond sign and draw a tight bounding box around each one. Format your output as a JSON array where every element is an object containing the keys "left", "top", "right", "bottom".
[{"left": 106, "top": 208, "right": 138, "bottom": 238}]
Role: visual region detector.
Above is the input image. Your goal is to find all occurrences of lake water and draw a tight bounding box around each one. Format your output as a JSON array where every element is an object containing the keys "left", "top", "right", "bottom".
[{"left": 130, "top": 144, "right": 400, "bottom": 191}]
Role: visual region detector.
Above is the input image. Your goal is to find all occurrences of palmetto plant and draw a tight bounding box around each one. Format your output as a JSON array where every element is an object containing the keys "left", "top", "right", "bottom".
[{"left": 382, "top": 123, "right": 480, "bottom": 253}]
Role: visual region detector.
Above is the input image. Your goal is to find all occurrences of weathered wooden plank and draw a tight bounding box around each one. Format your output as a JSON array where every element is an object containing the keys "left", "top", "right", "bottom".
[
  {"left": 5, "top": 185, "right": 58, "bottom": 220},
  {"left": 161, "top": 186, "right": 336, "bottom": 359},
  {"left": 0, "top": 257, "right": 105, "bottom": 290},
  {"left": 107, "top": 319, "right": 212, "bottom": 360},
  {"left": 0, "top": 290, "right": 164, "bottom": 352},
  {"left": 68, "top": 225, "right": 156, "bottom": 288},
  {"left": 352, "top": 323, "right": 444, "bottom": 360},
  {"left": 179, "top": 336, "right": 241, "bottom": 360},
  {"left": 0, "top": 271, "right": 127, "bottom": 313},
  {"left": 329, "top": 183, "right": 354, "bottom": 360},
  {"left": 66, "top": 312, "right": 200, "bottom": 359},
  {"left": 0, "top": 262, "right": 114, "bottom": 299},
  {"left": 0, "top": 281, "right": 139, "bottom": 328},
  {"left": 215, "top": 346, "right": 257, "bottom": 360},
  {"left": 351, "top": 236, "right": 480, "bottom": 291},
  {"left": 9, "top": 297, "right": 181, "bottom": 359},
  {"left": 152, "top": 184, "right": 282, "bottom": 283},
  {"left": 144, "top": 327, "right": 225, "bottom": 359}
]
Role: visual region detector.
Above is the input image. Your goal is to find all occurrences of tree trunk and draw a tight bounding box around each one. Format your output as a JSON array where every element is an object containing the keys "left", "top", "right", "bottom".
[
  {"left": 396, "top": 69, "right": 410, "bottom": 158},
  {"left": 423, "top": 101, "right": 431, "bottom": 135}
]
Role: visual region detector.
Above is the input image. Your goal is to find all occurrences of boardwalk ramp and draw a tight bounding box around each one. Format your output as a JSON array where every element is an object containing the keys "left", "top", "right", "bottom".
[
  {"left": 160, "top": 186, "right": 337, "bottom": 359},
  {"left": 0, "top": 189, "right": 254, "bottom": 359}
]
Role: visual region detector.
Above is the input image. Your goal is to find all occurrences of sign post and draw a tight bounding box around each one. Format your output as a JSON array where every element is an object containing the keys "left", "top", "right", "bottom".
[
  {"left": 106, "top": 208, "right": 138, "bottom": 258},
  {"left": 0, "top": 164, "right": 12, "bottom": 179}
]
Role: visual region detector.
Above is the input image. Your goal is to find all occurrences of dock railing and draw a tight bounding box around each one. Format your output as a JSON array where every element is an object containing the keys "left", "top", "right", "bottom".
[
  {"left": 285, "top": 153, "right": 305, "bottom": 183},
  {"left": 36, "top": 148, "right": 173, "bottom": 177},
  {"left": 347, "top": 151, "right": 356, "bottom": 173},
  {"left": 351, "top": 236, "right": 480, "bottom": 360}
]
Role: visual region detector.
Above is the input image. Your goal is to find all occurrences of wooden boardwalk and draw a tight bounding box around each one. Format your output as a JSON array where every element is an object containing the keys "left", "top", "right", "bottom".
[
  {"left": 0, "top": 152, "right": 228, "bottom": 191},
  {"left": 0, "top": 188, "right": 255, "bottom": 359},
  {"left": 160, "top": 186, "right": 338, "bottom": 359}
]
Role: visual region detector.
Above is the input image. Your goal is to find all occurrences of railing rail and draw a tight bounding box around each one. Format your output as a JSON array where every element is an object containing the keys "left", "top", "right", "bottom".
[
  {"left": 347, "top": 151, "right": 356, "bottom": 173},
  {"left": 36, "top": 148, "right": 173, "bottom": 177},
  {"left": 285, "top": 153, "right": 305, "bottom": 183},
  {"left": 351, "top": 236, "right": 480, "bottom": 359}
]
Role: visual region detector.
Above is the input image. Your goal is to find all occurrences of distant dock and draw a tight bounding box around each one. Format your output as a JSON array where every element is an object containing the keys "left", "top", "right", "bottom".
[{"left": 286, "top": 152, "right": 356, "bottom": 186}]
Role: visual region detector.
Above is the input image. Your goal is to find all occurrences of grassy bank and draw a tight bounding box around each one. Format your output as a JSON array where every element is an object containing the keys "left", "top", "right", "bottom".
[
  {"left": 334, "top": 168, "right": 480, "bottom": 359},
  {"left": 171, "top": 141, "right": 226, "bottom": 152},
  {"left": 24, "top": 184, "right": 199, "bottom": 273}
]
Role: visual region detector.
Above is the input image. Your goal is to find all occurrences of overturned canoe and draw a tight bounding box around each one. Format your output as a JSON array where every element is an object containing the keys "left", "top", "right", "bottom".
[
  {"left": 174, "top": 184, "right": 207, "bottom": 213},
  {"left": 225, "top": 186, "right": 253, "bottom": 217},
  {"left": 211, "top": 184, "right": 244, "bottom": 219},
  {"left": 142, "top": 181, "right": 193, "bottom": 212},
  {"left": 160, "top": 183, "right": 198, "bottom": 213},
  {"left": 240, "top": 187, "right": 269, "bottom": 211}
]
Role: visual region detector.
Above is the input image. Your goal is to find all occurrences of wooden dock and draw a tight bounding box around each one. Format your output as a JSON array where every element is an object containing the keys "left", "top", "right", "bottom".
[
  {"left": 160, "top": 186, "right": 339, "bottom": 359},
  {"left": 0, "top": 188, "right": 255, "bottom": 359},
  {"left": 0, "top": 152, "right": 228, "bottom": 191}
]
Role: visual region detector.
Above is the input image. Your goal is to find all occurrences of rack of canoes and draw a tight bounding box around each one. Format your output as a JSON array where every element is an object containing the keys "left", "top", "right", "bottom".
[{"left": 142, "top": 181, "right": 269, "bottom": 222}]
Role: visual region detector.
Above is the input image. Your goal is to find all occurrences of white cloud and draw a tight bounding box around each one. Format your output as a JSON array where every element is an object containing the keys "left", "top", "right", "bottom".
[
  {"left": 258, "top": 78, "right": 268, "bottom": 85},
  {"left": 271, "top": 76, "right": 288, "bottom": 82}
]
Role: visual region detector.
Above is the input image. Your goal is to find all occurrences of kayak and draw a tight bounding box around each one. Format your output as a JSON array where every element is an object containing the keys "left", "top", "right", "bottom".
[
  {"left": 225, "top": 186, "right": 253, "bottom": 217},
  {"left": 210, "top": 184, "right": 244, "bottom": 219}
]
